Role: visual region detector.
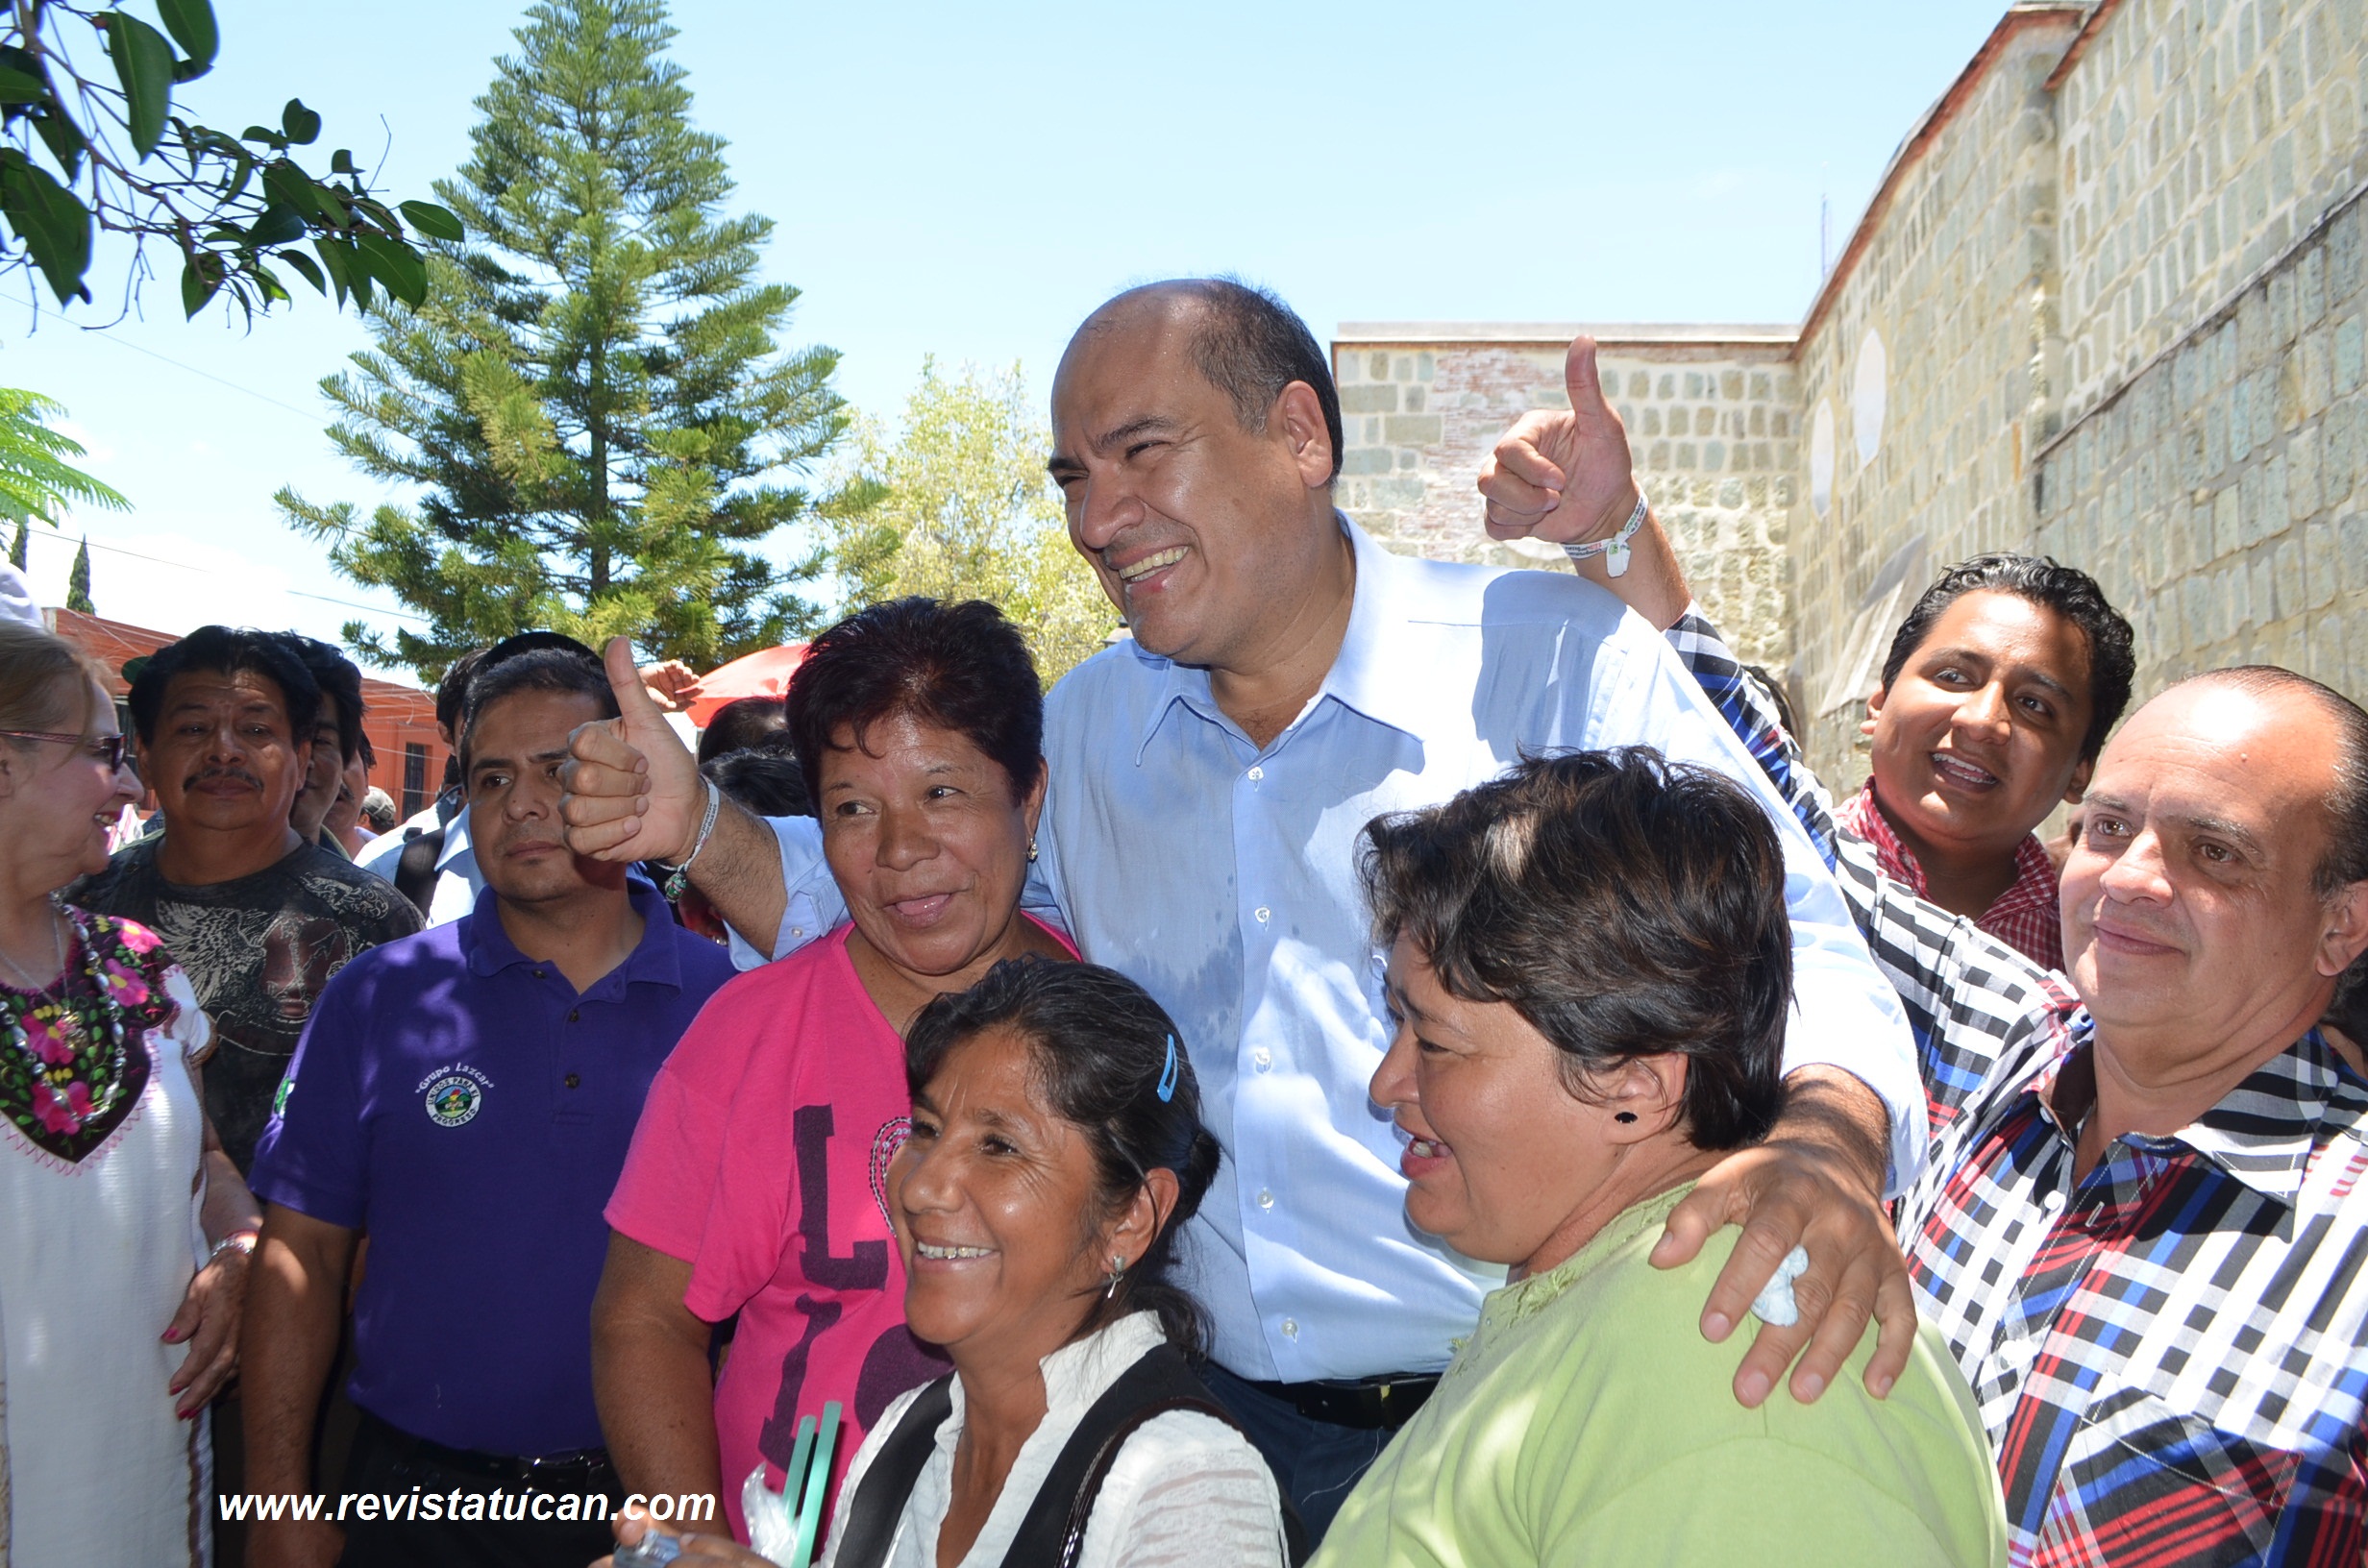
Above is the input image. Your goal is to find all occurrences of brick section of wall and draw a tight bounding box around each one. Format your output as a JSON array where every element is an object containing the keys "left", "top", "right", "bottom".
[
  {"left": 1333, "top": 336, "right": 1800, "bottom": 668},
  {"left": 2034, "top": 182, "right": 2368, "bottom": 700},
  {"left": 2057, "top": 0, "right": 2368, "bottom": 419}
]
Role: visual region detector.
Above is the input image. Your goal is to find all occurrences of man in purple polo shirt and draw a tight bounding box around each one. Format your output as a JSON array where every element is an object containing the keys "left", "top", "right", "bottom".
[{"left": 240, "top": 644, "right": 737, "bottom": 1568}]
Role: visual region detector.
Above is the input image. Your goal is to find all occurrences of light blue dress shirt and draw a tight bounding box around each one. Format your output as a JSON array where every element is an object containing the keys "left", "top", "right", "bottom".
[{"left": 758, "top": 519, "right": 1921, "bottom": 1383}]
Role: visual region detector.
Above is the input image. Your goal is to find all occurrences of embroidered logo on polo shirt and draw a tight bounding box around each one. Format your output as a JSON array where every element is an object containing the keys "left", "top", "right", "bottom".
[{"left": 419, "top": 1064, "right": 493, "bottom": 1128}]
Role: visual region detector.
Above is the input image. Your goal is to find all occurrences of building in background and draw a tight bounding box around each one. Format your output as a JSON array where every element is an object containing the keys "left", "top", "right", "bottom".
[
  {"left": 50, "top": 608, "right": 451, "bottom": 820},
  {"left": 1336, "top": 0, "right": 2367, "bottom": 787}
]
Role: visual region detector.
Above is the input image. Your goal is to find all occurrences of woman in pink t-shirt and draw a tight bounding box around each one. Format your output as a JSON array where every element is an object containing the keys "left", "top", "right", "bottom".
[{"left": 593, "top": 599, "right": 1074, "bottom": 1542}]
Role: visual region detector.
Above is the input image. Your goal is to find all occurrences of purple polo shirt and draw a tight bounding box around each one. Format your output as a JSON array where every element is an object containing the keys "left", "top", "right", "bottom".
[{"left": 249, "top": 882, "right": 736, "bottom": 1457}]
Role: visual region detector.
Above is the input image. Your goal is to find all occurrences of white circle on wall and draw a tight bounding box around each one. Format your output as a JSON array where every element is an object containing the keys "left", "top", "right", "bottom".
[
  {"left": 1810, "top": 400, "right": 1837, "bottom": 519},
  {"left": 1852, "top": 328, "right": 1887, "bottom": 466}
]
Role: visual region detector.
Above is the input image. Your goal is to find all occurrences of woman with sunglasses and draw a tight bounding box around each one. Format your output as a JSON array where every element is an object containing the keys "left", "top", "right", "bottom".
[{"left": 0, "top": 618, "right": 261, "bottom": 1567}]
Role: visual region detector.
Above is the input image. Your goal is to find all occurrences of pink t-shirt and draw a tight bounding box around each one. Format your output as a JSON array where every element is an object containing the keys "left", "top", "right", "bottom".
[{"left": 605, "top": 920, "right": 1067, "bottom": 1541}]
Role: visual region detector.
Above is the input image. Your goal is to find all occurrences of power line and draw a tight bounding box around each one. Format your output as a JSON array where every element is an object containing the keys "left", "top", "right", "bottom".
[
  {"left": 1, "top": 291, "right": 328, "bottom": 423},
  {"left": 12, "top": 525, "right": 431, "bottom": 624}
]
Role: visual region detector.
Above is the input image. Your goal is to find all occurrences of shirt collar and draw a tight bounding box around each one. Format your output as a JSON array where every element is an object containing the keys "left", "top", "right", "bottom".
[
  {"left": 2032, "top": 1015, "right": 2346, "bottom": 1206},
  {"left": 1130, "top": 514, "right": 1431, "bottom": 763},
  {"left": 436, "top": 809, "right": 475, "bottom": 873},
  {"left": 1839, "top": 781, "right": 2059, "bottom": 913},
  {"left": 459, "top": 879, "right": 685, "bottom": 992}
]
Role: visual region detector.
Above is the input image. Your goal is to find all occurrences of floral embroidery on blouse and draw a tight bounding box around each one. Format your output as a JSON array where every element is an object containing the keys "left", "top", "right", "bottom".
[{"left": 0, "top": 910, "right": 180, "bottom": 1164}]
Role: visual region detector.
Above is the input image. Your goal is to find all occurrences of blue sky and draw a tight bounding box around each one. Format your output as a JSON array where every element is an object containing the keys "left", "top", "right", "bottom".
[{"left": 1, "top": 0, "right": 2011, "bottom": 680}]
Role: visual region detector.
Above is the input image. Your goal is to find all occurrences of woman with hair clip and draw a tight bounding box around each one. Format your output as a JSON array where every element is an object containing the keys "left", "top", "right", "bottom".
[{"left": 600, "top": 958, "right": 1293, "bottom": 1568}]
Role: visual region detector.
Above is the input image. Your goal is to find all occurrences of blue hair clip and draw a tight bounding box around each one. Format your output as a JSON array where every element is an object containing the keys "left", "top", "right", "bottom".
[{"left": 1156, "top": 1033, "right": 1179, "bottom": 1102}]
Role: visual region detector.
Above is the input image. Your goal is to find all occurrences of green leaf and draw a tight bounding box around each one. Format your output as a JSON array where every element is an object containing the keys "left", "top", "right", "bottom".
[
  {"left": 240, "top": 124, "right": 284, "bottom": 148},
  {"left": 280, "top": 98, "right": 321, "bottom": 146},
  {"left": 262, "top": 160, "right": 321, "bottom": 220},
  {"left": 331, "top": 147, "right": 356, "bottom": 176},
  {"left": 245, "top": 202, "right": 305, "bottom": 247},
  {"left": 179, "top": 252, "right": 223, "bottom": 318},
  {"left": 279, "top": 247, "right": 326, "bottom": 295},
  {"left": 0, "top": 152, "right": 92, "bottom": 303},
  {"left": 31, "top": 107, "right": 85, "bottom": 180},
  {"left": 351, "top": 229, "right": 426, "bottom": 307},
  {"left": 398, "top": 200, "right": 465, "bottom": 243},
  {"left": 311, "top": 235, "right": 352, "bottom": 306},
  {"left": 157, "top": 0, "right": 219, "bottom": 71},
  {"left": 0, "top": 63, "right": 44, "bottom": 105},
  {"left": 103, "top": 14, "right": 176, "bottom": 159}
]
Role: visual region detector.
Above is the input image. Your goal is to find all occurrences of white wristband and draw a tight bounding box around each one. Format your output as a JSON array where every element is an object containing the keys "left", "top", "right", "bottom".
[{"left": 1561, "top": 493, "right": 1648, "bottom": 578}]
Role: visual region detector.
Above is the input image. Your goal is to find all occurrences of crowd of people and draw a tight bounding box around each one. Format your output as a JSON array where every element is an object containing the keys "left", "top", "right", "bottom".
[{"left": 7, "top": 279, "right": 2364, "bottom": 1568}]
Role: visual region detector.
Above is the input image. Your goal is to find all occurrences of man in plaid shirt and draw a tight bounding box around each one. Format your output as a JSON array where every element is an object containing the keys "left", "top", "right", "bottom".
[{"left": 1480, "top": 343, "right": 2368, "bottom": 1564}]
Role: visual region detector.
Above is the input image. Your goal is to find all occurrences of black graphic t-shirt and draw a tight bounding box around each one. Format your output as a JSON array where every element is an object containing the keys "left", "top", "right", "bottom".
[{"left": 70, "top": 837, "right": 422, "bottom": 1171}]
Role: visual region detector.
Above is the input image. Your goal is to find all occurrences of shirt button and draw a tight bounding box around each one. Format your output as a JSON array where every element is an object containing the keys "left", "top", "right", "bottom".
[
  {"left": 567, "top": 1009, "right": 580, "bottom": 1023},
  {"left": 1257, "top": 1188, "right": 1274, "bottom": 1210},
  {"left": 1246, "top": 766, "right": 1264, "bottom": 781},
  {"left": 1281, "top": 1318, "right": 1299, "bottom": 1339},
  {"left": 1254, "top": 906, "right": 1270, "bottom": 923},
  {"left": 564, "top": 1072, "right": 580, "bottom": 1089},
  {"left": 1252, "top": 1047, "right": 1272, "bottom": 1072},
  {"left": 791, "top": 927, "right": 805, "bottom": 938},
  {"left": 532, "top": 968, "right": 546, "bottom": 979}
]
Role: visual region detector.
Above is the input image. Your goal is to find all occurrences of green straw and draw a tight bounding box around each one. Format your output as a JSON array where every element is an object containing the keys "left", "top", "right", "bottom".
[{"left": 790, "top": 1401, "right": 842, "bottom": 1566}]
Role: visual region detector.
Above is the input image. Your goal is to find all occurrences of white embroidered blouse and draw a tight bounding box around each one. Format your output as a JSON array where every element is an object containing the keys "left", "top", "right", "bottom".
[{"left": 814, "top": 1311, "right": 1289, "bottom": 1568}]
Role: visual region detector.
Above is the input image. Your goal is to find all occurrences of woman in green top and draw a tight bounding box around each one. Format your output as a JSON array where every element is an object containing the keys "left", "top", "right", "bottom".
[{"left": 1314, "top": 748, "right": 2007, "bottom": 1568}]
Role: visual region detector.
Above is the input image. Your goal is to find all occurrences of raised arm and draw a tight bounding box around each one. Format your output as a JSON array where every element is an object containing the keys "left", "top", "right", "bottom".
[{"left": 559, "top": 638, "right": 811, "bottom": 957}]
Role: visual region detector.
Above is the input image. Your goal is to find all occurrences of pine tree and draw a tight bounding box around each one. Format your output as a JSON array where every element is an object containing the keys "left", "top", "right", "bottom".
[
  {"left": 65, "top": 535, "right": 91, "bottom": 613},
  {"left": 276, "top": 0, "right": 851, "bottom": 681}
]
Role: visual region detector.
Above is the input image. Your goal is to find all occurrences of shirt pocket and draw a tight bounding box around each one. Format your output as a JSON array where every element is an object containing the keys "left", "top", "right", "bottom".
[{"left": 2041, "top": 1389, "right": 2302, "bottom": 1566}]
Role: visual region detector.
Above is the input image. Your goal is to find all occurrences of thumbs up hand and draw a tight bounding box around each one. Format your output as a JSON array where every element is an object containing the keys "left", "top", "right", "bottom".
[
  {"left": 560, "top": 637, "right": 704, "bottom": 863},
  {"left": 1477, "top": 335, "right": 1643, "bottom": 548}
]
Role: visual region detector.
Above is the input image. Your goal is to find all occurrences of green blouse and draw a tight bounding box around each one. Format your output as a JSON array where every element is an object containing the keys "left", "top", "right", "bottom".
[{"left": 1313, "top": 1182, "right": 2008, "bottom": 1567}]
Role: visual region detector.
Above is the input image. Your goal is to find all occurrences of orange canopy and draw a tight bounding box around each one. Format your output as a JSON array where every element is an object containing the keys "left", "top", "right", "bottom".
[{"left": 684, "top": 643, "right": 808, "bottom": 727}]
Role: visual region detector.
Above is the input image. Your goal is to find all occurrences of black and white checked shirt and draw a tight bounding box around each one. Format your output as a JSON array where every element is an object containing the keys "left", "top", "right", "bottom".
[{"left": 1667, "top": 607, "right": 2368, "bottom": 1567}]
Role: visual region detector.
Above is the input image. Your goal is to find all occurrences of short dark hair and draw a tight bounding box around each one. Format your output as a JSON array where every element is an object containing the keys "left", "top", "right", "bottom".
[
  {"left": 786, "top": 598, "right": 1043, "bottom": 810},
  {"left": 434, "top": 648, "right": 489, "bottom": 740},
  {"left": 703, "top": 748, "right": 811, "bottom": 819},
  {"left": 697, "top": 696, "right": 789, "bottom": 765},
  {"left": 904, "top": 957, "right": 1223, "bottom": 1352},
  {"left": 128, "top": 626, "right": 321, "bottom": 747},
  {"left": 1169, "top": 278, "right": 1344, "bottom": 483},
  {"left": 1880, "top": 554, "right": 2135, "bottom": 762},
  {"left": 277, "top": 634, "right": 364, "bottom": 761},
  {"left": 1361, "top": 748, "right": 1792, "bottom": 1151},
  {"left": 458, "top": 647, "right": 619, "bottom": 772},
  {"left": 2174, "top": 666, "right": 2368, "bottom": 900}
]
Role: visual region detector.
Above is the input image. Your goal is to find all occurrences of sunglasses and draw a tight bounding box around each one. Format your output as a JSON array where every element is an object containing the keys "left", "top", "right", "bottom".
[{"left": 1, "top": 729, "right": 131, "bottom": 771}]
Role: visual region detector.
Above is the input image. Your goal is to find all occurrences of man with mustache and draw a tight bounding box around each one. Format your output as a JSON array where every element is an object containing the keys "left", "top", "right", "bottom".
[
  {"left": 241, "top": 644, "right": 736, "bottom": 1568},
  {"left": 71, "top": 625, "right": 420, "bottom": 1176},
  {"left": 559, "top": 280, "right": 1930, "bottom": 1536}
]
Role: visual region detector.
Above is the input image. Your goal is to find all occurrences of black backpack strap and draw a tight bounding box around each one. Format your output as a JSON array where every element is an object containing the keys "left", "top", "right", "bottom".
[
  {"left": 1004, "top": 1343, "right": 1308, "bottom": 1568},
  {"left": 393, "top": 825, "right": 446, "bottom": 918},
  {"left": 830, "top": 1375, "right": 955, "bottom": 1568}
]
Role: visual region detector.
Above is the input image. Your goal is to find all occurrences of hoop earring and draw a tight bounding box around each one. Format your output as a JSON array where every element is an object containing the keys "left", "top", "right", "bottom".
[{"left": 1104, "top": 1254, "right": 1128, "bottom": 1300}]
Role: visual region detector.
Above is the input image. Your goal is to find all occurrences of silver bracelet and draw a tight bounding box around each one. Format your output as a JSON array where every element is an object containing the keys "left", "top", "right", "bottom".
[
  {"left": 660, "top": 779, "right": 723, "bottom": 901},
  {"left": 207, "top": 1230, "right": 257, "bottom": 1268},
  {"left": 1561, "top": 492, "right": 1648, "bottom": 578}
]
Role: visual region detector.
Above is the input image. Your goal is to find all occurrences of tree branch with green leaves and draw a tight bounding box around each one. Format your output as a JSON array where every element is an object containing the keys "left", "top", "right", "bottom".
[{"left": 0, "top": 0, "right": 463, "bottom": 321}]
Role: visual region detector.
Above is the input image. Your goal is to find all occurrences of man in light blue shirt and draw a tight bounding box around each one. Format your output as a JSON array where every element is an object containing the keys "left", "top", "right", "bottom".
[{"left": 561, "top": 281, "right": 1926, "bottom": 1535}]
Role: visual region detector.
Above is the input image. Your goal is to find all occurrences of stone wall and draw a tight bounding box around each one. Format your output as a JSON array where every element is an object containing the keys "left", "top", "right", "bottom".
[
  {"left": 1332, "top": 330, "right": 1801, "bottom": 668},
  {"left": 2033, "top": 182, "right": 2368, "bottom": 701},
  {"left": 2056, "top": 0, "right": 2368, "bottom": 417},
  {"left": 1785, "top": 7, "right": 2087, "bottom": 782},
  {"left": 1332, "top": 0, "right": 2368, "bottom": 789}
]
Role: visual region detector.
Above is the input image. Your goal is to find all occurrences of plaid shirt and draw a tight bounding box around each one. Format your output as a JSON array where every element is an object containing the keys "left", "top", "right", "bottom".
[
  {"left": 1668, "top": 608, "right": 2368, "bottom": 1566},
  {"left": 1838, "top": 783, "right": 2067, "bottom": 972}
]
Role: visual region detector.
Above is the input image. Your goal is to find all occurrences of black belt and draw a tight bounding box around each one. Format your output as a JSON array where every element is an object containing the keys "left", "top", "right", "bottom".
[
  {"left": 356, "top": 1408, "right": 618, "bottom": 1493},
  {"left": 1245, "top": 1372, "right": 1440, "bottom": 1430}
]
